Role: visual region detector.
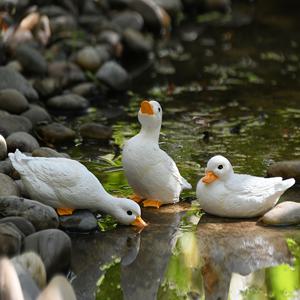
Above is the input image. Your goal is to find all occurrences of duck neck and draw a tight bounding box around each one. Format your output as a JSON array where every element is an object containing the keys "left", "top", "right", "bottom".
[
  {"left": 96, "top": 191, "right": 119, "bottom": 216},
  {"left": 139, "top": 124, "right": 161, "bottom": 143}
]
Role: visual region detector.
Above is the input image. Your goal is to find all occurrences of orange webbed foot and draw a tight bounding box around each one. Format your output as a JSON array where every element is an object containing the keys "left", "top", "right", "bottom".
[
  {"left": 142, "top": 200, "right": 162, "bottom": 209},
  {"left": 130, "top": 194, "right": 143, "bottom": 203},
  {"left": 57, "top": 208, "right": 74, "bottom": 216}
]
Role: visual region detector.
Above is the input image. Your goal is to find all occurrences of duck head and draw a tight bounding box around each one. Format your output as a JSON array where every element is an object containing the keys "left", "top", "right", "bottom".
[
  {"left": 202, "top": 155, "right": 233, "bottom": 184},
  {"left": 138, "top": 100, "right": 162, "bottom": 132},
  {"left": 112, "top": 198, "right": 147, "bottom": 228}
]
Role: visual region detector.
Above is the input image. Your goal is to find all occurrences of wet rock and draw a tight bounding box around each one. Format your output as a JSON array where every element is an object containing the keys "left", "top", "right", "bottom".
[
  {"left": 0, "top": 217, "right": 35, "bottom": 236},
  {"left": 96, "top": 61, "right": 130, "bottom": 91},
  {"left": 24, "top": 229, "right": 72, "bottom": 278},
  {"left": 78, "top": 15, "right": 106, "bottom": 33},
  {"left": 0, "top": 89, "right": 29, "bottom": 114},
  {"left": 0, "top": 173, "right": 20, "bottom": 197},
  {"left": 15, "top": 180, "right": 30, "bottom": 198},
  {"left": 0, "top": 114, "right": 32, "bottom": 137},
  {"left": 112, "top": 11, "right": 144, "bottom": 31},
  {"left": 0, "top": 222, "right": 23, "bottom": 256},
  {"left": 80, "top": 122, "right": 112, "bottom": 141},
  {"left": 47, "top": 94, "right": 89, "bottom": 112},
  {"left": 123, "top": 28, "right": 153, "bottom": 53},
  {"left": 12, "top": 252, "right": 46, "bottom": 289},
  {"left": 129, "top": 0, "right": 171, "bottom": 34},
  {"left": 97, "top": 30, "right": 123, "bottom": 57},
  {"left": 15, "top": 44, "right": 48, "bottom": 75},
  {"left": 0, "top": 159, "right": 14, "bottom": 176},
  {"left": 50, "top": 15, "right": 77, "bottom": 35},
  {"left": 6, "top": 132, "right": 40, "bottom": 153},
  {"left": 0, "top": 196, "right": 59, "bottom": 230},
  {"left": 40, "top": 5, "right": 70, "bottom": 17},
  {"left": 34, "top": 77, "right": 60, "bottom": 98},
  {"left": 36, "top": 122, "right": 76, "bottom": 144},
  {"left": 32, "top": 147, "right": 68, "bottom": 158},
  {"left": 152, "top": 0, "right": 182, "bottom": 15},
  {"left": 0, "top": 66, "right": 38, "bottom": 101},
  {"left": 260, "top": 201, "right": 300, "bottom": 226},
  {"left": 0, "top": 134, "right": 7, "bottom": 160},
  {"left": 37, "top": 275, "right": 76, "bottom": 300},
  {"left": 94, "top": 45, "right": 112, "bottom": 63},
  {"left": 21, "top": 104, "right": 52, "bottom": 125},
  {"left": 6, "top": 60, "right": 23, "bottom": 73},
  {"left": 71, "top": 82, "right": 98, "bottom": 97},
  {"left": 267, "top": 161, "right": 300, "bottom": 183},
  {"left": 59, "top": 210, "right": 98, "bottom": 232},
  {"left": 75, "top": 46, "right": 102, "bottom": 71},
  {"left": 48, "top": 61, "right": 85, "bottom": 87}
]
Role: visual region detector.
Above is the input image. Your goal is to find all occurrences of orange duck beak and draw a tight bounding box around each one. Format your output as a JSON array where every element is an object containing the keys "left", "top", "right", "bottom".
[
  {"left": 202, "top": 171, "right": 218, "bottom": 184},
  {"left": 140, "top": 100, "right": 154, "bottom": 115}
]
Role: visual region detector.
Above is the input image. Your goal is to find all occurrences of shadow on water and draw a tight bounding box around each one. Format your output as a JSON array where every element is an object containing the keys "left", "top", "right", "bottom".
[{"left": 71, "top": 203, "right": 300, "bottom": 300}]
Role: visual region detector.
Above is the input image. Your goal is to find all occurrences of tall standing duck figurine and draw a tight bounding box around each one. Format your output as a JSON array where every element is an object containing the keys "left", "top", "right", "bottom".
[
  {"left": 9, "top": 149, "right": 147, "bottom": 227},
  {"left": 122, "top": 100, "right": 192, "bottom": 208},
  {"left": 196, "top": 155, "right": 295, "bottom": 218}
]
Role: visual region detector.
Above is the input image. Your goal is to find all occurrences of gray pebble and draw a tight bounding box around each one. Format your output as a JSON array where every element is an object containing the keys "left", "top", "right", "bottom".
[
  {"left": 32, "top": 147, "right": 69, "bottom": 158},
  {"left": 0, "top": 89, "right": 29, "bottom": 114},
  {"left": 0, "top": 222, "right": 23, "bottom": 256},
  {"left": 267, "top": 161, "right": 300, "bottom": 183},
  {"left": 75, "top": 46, "right": 102, "bottom": 71},
  {"left": 0, "top": 134, "right": 7, "bottom": 160},
  {"left": 0, "top": 196, "right": 59, "bottom": 231},
  {"left": 6, "top": 132, "right": 40, "bottom": 153},
  {"left": 21, "top": 104, "right": 52, "bottom": 125},
  {"left": 80, "top": 122, "right": 112, "bottom": 141},
  {"left": 47, "top": 94, "right": 89, "bottom": 112},
  {"left": 112, "top": 11, "right": 144, "bottom": 32},
  {"left": 0, "top": 114, "right": 32, "bottom": 137},
  {"left": 0, "top": 216, "right": 35, "bottom": 236},
  {"left": 123, "top": 28, "right": 153, "bottom": 53},
  {"left": 0, "top": 173, "right": 20, "bottom": 197}
]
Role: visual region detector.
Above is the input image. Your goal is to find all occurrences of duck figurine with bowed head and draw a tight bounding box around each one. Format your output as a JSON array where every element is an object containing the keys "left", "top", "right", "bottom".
[
  {"left": 122, "top": 100, "right": 192, "bottom": 208},
  {"left": 9, "top": 149, "right": 147, "bottom": 227},
  {"left": 196, "top": 155, "right": 295, "bottom": 218}
]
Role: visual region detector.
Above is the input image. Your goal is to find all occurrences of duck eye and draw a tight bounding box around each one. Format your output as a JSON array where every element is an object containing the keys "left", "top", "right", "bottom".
[
  {"left": 127, "top": 210, "right": 133, "bottom": 215},
  {"left": 218, "top": 165, "right": 223, "bottom": 170},
  {"left": 158, "top": 107, "right": 161, "bottom": 112}
]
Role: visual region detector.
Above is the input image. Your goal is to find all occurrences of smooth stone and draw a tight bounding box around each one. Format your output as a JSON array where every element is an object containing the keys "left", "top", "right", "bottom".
[
  {"left": 47, "top": 94, "right": 89, "bottom": 112},
  {"left": 32, "top": 147, "right": 68, "bottom": 158},
  {"left": 152, "top": 0, "right": 182, "bottom": 15},
  {"left": 0, "top": 114, "right": 32, "bottom": 137},
  {"left": 40, "top": 5, "right": 70, "bottom": 17},
  {"left": 12, "top": 252, "right": 46, "bottom": 289},
  {"left": 94, "top": 45, "right": 112, "bottom": 63},
  {"left": 0, "top": 196, "right": 59, "bottom": 231},
  {"left": 112, "top": 11, "right": 144, "bottom": 31},
  {"left": 0, "top": 159, "right": 14, "bottom": 176},
  {"left": 21, "top": 104, "right": 52, "bottom": 125},
  {"left": 260, "top": 201, "right": 300, "bottom": 226},
  {"left": 75, "top": 46, "right": 102, "bottom": 71},
  {"left": 0, "top": 66, "right": 38, "bottom": 101},
  {"left": 0, "top": 134, "right": 7, "bottom": 160},
  {"left": 123, "top": 28, "right": 153, "bottom": 53},
  {"left": 37, "top": 275, "right": 76, "bottom": 300},
  {"left": 0, "top": 258, "right": 27, "bottom": 300},
  {"left": 79, "top": 123, "right": 112, "bottom": 141},
  {"left": 59, "top": 210, "right": 98, "bottom": 232},
  {"left": 267, "top": 161, "right": 300, "bottom": 183},
  {"left": 97, "top": 30, "right": 123, "bottom": 57},
  {"left": 24, "top": 229, "right": 72, "bottom": 278},
  {"left": 0, "top": 89, "right": 29, "bottom": 114},
  {"left": 129, "top": 0, "right": 170, "bottom": 34},
  {"left": 15, "top": 180, "right": 30, "bottom": 198},
  {"left": 0, "top": 173, "right": 20, "bottom": 197},
  {"left": 96, "top": 61, "right": 130, "bottom": 91},
  {"left": 0, "top": 216, "right": 35, "bottom": 236},
  {"left": 71, "top": 82, "right": 98, "bottom": 97},
  {"left": 0, "top": 222, "right": 23, "bottom": 256},
  {"left": 6, "top": 60, "right": 23, "bottom": 73},
  {"left": 6, "top": 132, "right": 40, "bottom": 153},
  {"left": 48, "top": 61, "right": 85, "bottom": 87},
  {"left": 33, "top": 77, "right": 61, "bottom": 98},
  {"left": 78, "top": 15, "right": 106, "bottom": 33},
  {"left": 49, "top": 14, "right": 77, "bottom": 34},
  {"left": 15, "top": 44, "right": 47, "bottom": 75},
  {"left": 36, "top": 122, "right": 76, "bottom": 144}
]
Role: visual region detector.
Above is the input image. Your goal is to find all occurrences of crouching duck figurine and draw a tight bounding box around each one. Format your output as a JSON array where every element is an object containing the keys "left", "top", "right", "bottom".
[
  {"left": 9, "top": 149, "right": 147, "bottom": 227},
  {"left": 196, "top": 155, "right": 295, "bottom": 218},
  {"left": 122, "top": 100, "right": 192, "bottom": 208}
]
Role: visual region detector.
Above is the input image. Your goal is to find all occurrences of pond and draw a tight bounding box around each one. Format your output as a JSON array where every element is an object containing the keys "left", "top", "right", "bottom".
[{"left": 63, "top": 1, "right": 300, "bottom": 299}]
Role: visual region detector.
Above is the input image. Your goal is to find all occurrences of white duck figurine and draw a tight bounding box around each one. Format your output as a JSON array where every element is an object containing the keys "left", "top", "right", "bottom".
[
  {"left": 122, "top": 100, "right": 191, "bottom": 208},
  {"left": 196, "top": 155, "right": 295, "bottom": 218},
  {"left": 9, "top": 149, "right": 146, "bottom": 227}
]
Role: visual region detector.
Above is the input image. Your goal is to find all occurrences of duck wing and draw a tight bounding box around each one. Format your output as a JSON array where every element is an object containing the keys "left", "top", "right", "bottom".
[{"left": 225, "top": 174, "right": 293, "bottom": 203}]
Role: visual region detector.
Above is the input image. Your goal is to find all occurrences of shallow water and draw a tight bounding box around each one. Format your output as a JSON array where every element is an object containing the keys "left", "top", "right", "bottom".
[{"left": 66, "top": 1, "right": 300, "bottom": 299}]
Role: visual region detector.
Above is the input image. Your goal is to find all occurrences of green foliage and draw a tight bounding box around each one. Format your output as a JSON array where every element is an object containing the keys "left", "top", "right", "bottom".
[{"left": 97, "top": 215, "right": 118, "bottom": 232}]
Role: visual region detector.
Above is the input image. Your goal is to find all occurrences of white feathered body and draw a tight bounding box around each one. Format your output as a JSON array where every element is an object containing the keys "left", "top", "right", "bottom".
[
  {"left": 122, "top": 134, "right": 191, "bottom": 204},
  {"left": 196, "top": 173, "right": 295, "bottom": 217},
  {"left": 9, "top": 150, "right": 107, "bottom": 210}
]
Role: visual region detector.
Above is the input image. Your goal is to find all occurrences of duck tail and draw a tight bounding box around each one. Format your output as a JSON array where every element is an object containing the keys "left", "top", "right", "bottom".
[
  {"left": 276, "top": 178, "right": 296, "bottom": 192},
  {"left": 181, "top": 176, "right": 192, "bottom": 190},
  {"left": 8, "top": 149, "right": 28, "bottom": 163}
]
